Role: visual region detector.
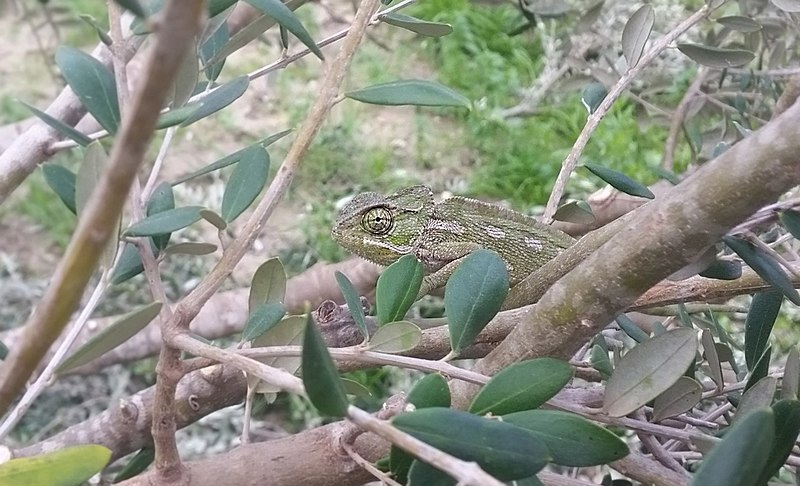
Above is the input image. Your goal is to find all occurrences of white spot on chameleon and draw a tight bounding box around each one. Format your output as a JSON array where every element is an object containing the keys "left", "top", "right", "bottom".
[
  {"left": 524, "top": 237, "right": 543, "bottom": 250},
  {"left": 428, "top": 220, "right": 466, "bottom": 234},
  {"left": 485, "top": 225, "right": 505, "bottom": 239},
  {"left": 363, "top": 237, "right": 412, "bottom": 254}
]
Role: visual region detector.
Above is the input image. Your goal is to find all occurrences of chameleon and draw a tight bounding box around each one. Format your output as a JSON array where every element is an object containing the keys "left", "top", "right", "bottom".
[{"left": 331, "top": 185, "right": 575, "bottom": 297}]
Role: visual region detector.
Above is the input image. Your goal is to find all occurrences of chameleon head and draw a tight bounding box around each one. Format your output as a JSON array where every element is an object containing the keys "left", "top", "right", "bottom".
[{"left": 331, "top": 185, "right": 434, "bottom": 266}]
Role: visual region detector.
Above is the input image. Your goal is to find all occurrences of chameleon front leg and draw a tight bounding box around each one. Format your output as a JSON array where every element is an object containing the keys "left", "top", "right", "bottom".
[{"left": 416, "top": 242, "right": 482, "bottom": 298}]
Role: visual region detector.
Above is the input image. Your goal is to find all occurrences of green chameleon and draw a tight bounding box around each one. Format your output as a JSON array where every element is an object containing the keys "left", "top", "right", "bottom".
[{"left": 331, "top": 185, "right": 575, "bottom": 297}]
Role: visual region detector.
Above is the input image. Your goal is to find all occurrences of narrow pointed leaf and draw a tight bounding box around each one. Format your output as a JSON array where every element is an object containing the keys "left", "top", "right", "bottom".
[
  {"left": 171, "top": 130, "right": 292, "bottom": 185},
  {"left": 242, "top": 302, "right": 286, "bottom": 342},
  {"left": 170, "top": 43, "right": 200, "bottom": 109},
  {"left": 779, "top": 209, "right": 800, "bottom": 240},
  {"left": 55, "top": 46, "right": 120, "bottom": 134},
  {"left": 603, "top": 328, "right": 698, "bottom": 417},
  {"left": 341, "top": 378, "right": 371, "bottom": 397},
  {"left": 376, "top": 254, "right": 423, "bottom": 325},
  {"left": 179, "top": 76, "right": 249, "bottom": 127},
  {"left": 124, "top": 206, "right": 204, "bottom": 237},
  {"left": 200, "top": 21, "right": 229, "bottom": 83},
  {"left": 392, "top": 408, "right": 550, "bottom": 480},
  {"left": 221, "top": 145, "right": 269, "bottom": 222},
  {"left": 581, "top": 82, "right": 607, "bottom": 114},
  {"left": 716, "top": 16, "right": 762, "bottom": 32},
  {"left": 783, "top": 347, "right": 800, "bottom": 400},
  {"left": 504, "top": 410, "right": 629, "bottom": 466},
  {"left": 0, "top": 444, "right": 111, "bottom": 486},
  {"left": 723, "top": 235, "right": 800, "bottom": 305},
  {"left": 114, "top": 0, "right": 148, "bottom": 18},
  {"left": 110, "top": 243, "right": 145, "bottom": 284},
  {"left": 469, "top": 358, "right": 573, "bottom": 415},
  {"left": 335, "top": 271, "right": 368, "bottom": 340},
  {"left": 244, "top": 0, "right": 323, "bottom": 59},
  {"left": 677, "top": 43, "right": 755, "bottom": 68},
  {"left": 406, "top": 460, "right": 453, "bottom": 485},
  {"left": 57, "top": 302, "right": 162, "bottom": 374},
  {"left": 250, "top": 316, "right": 305, "bottom": 395},
  {"left": 583, "top": 163, "right": 654, "bottom": 199},
  {"left": 590, "top": 344, "right": 613, "bottom": 378},
  {"left": 146, "top": 182, "right": 176, "bottom": 250},
  {"left": 744, "top": 346, "right": 772, "bottom": 391},
  {"left": 22, "top": 101, "right": 93, "bottom": 147},
  {"left": 79, "top": 14, "right": 112, "bottom": 46},
  {"left": 652, "top": 376, "right": 703, "bottom": 422},
  {"left": 381, "top": 13, "right": 453, "bottom": 37},
  {"left": 745, "top": 290, "right": 782, "bottom": 370},
  {"left": 112, "top": 446, "right": 154, "bottom": 483},
  {"left": 163, "top": 242, "right": 217, "bottom": 256},
  {"left": 407, "top": 373, "right": 451, "bottom": 408},
  {"left": 249, "top": 258, "right": 287, "bottom": 311},
  {"left": 621, "top": 4, "right": 654, "bottom": 68},
  {"left": 616, "top": 313, "right": 649, "bottom": 343},
  {"left": 42, "top": 164, "right": 77, "bottom": 214},
  {"left": 346, "top": 80, "right": 470, "bottom": 108},
  {"left": 301, "top": 313, "right": 348, "bottom": 417},
  {"left": 690, "top": 409, "right": 774, "bottom": 486},
  {"left": 702, "top": 330, "right": 724, "bottom": 390},
  {"left": 737, "top": 376, "right": 777, "bottom": 423},
  {"left": 700, "top": 259, "right": 742, "bottom": 280},
  {"left": 199, "top": 209, "right": 227, "bottom": 230},
  {"left": 366, "top": 321, "right": 421, "bottom": 353},
  {"left": 445, "top": 249, "right": 509, "bottom": 355},
  {"left": 552, "top": 200, "right": 595, "bottom": 224},
  {"left": 758, "top": 399, "right": 800, "bottom": 484},
  {"left": 77, "top": 142, "right": 117, "bottom": 268}
]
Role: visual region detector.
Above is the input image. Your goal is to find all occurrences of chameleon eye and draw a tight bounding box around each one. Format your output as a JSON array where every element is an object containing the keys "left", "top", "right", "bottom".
[{"left": 361, "top": 207, "right": 394, "bottom": 236}]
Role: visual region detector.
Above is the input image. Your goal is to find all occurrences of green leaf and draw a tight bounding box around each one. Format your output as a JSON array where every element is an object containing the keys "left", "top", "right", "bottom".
[
  {"left": 758, "top": 399, "right": 800, "bottom": 484},
  {"left": 581, "top": 82, "right": 607, "bottom": 114},
  {"left": 583, "top": 163, "right": 654, "bottom": 199},
  {"left": 702, "top": 329, "right": 723, "bottom": 391},
  {"left": 616, "top": 313, "right": 649, "bottom": 343},
  {"left": 652, "top": 376, "right": 703, "bottom": 422},
  {"left": 445, "top": 250, "right": 509, "bottom": 355},
  {"left": 55, "top": 46, "right": 120, "bottom": 134},
  {"left": 22, "top": 101, "right": 93, "bottom": 147},
  {"left": 552, "top": 200, "right": 595, "bottom": 224},
  {"left": 590, "top": 343, "right": 613, "bottom": 378},
  {"left": 0, "top": 444, "right": 111, "bottom": 486},
  {"left": 376, "top": 254, "right": 423, "bottom": 325},
  {"left": 744, "top": 346, "right": 772, "bottom": 392},
  {"left": 199, "top": 21, "right": 229, "bottom": 83},
  {"left": 244, "top": 0, "right": 323, "bottom": 59},
  {"left": 180, "top": 76, "right": 249, "bottom": 127},
  {"left": 57, "top": 302, "right": 162, "bottom": 374},
  {"left": 621, "top": 4, "right": 653, "bottom": 68},
  {"left": 392, "top": 408, "right": 550, "bottom": 480},
  {"left": 380, "top": 13, "right": 453, "bottom": 37},
  {"left": 242, "top": 302, "right": 287, "bottom": 342},
  {"left": 779, "top": 209, "right": 800, "bottom": 240},
  {"left": 745, "top": 290, "right": 782, "bottom": 370},
  {"left": 603, "top": 328, "right": 698, "bottom": 417},
  {"left": 114, "top": 0, "right": 148, "bottom": 18},
  {"left": 504, "top": 410, "right": 629, "bottom": 466},
  {"left": 391, "top": 373, "right": 451, "bottom": 483},
  {"left": 783, "top": 347, "right": 799, "bottom": 400},
  {"left": 345, "top": 80, "right": 470, "bottom": 108},
  {"left": 110, "top": 243, "right": 149, "bottom": 284},
  {"left": 406, "top": 460, "right": 453, "bottom": 485},
  {"left": 341, "top": 378, "right": 372, "bottom": 397},
  {"left": 469, "top": 358, "right": 573, "bottom": 415},
  {"left": 146, "top": 182, "right": 176, "bottom": 250},
  {"left": 42, "top": 164, "right": 77, "bottom": 214},
  {"left": 199, "top": 209, "right": 227, "bottom": 230},
  {"left": 407, "top": 374, "right": 451, "bottom": 408},
  {"left": 112, "top": 446, "right": 154, "bottom": 483},
  {"left": 77, "top": 142, "right": 117, "bottom": 269},
  {"left": 737, "top": 376, "right": 777, "bottom": 423},
  {"left": 690, "top": 409, "right": 774, "bottom": 486},
  {"left": 79, "top": 14, "right": 112, "bottom": 46},
  {"left": 301, "top": 313, "right": 348, "bottom": 417},
  {"left": 0, "top": 340, "right": 7, "bottom": 360},
  {"left": 716, "top": 15, "right": 762, "bottom": 32},
  {"left": 677, "top": 43, "right": 755, "bottom": 68},
  {"left": 335, "top": 271, "right": 369, "bottom": 340},
  {"left": 171, "top": 130, "right": 291, "bottom": 184},
  {"left": 248, "top": 257, "right": 287, "bottom": 311},
  {"left": 124, "top": 206, "right": 204, "bottom": 237},
  {"left": 163, "top": 242, "right": 217, "bottom": 256},
  {"left": 723, "top": 235, "right": 800, "bottom": 305},
  {"left": 699, "top": 259, "right": 742, "bottom": 280},
  {"left": 220, "top": 145, "right": 269, "bottom": 222},
  {"left": 208, "top": 0, "right": 238, "bottom": 16},
  {"left": 366, "top": 321, "right": 421, "bottom": 353},
  {"left": 250, "top": 316, "right": 305, "bottom": 395}
]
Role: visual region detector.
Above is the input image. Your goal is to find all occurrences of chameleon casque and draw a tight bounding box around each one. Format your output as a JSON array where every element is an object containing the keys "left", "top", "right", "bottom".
[{"left": 331, "top": 185, "right": 575, "bottom": 296}]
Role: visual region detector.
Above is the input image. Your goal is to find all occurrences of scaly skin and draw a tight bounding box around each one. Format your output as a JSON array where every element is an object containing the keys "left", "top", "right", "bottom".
[{"left": 331, "top": 185, "right": 575, "bottom": 296}]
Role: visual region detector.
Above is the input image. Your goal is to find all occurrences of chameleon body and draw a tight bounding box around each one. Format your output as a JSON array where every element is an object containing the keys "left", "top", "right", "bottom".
[{"left": 331, "top": 185, "right": 575, "bottom": 296}]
